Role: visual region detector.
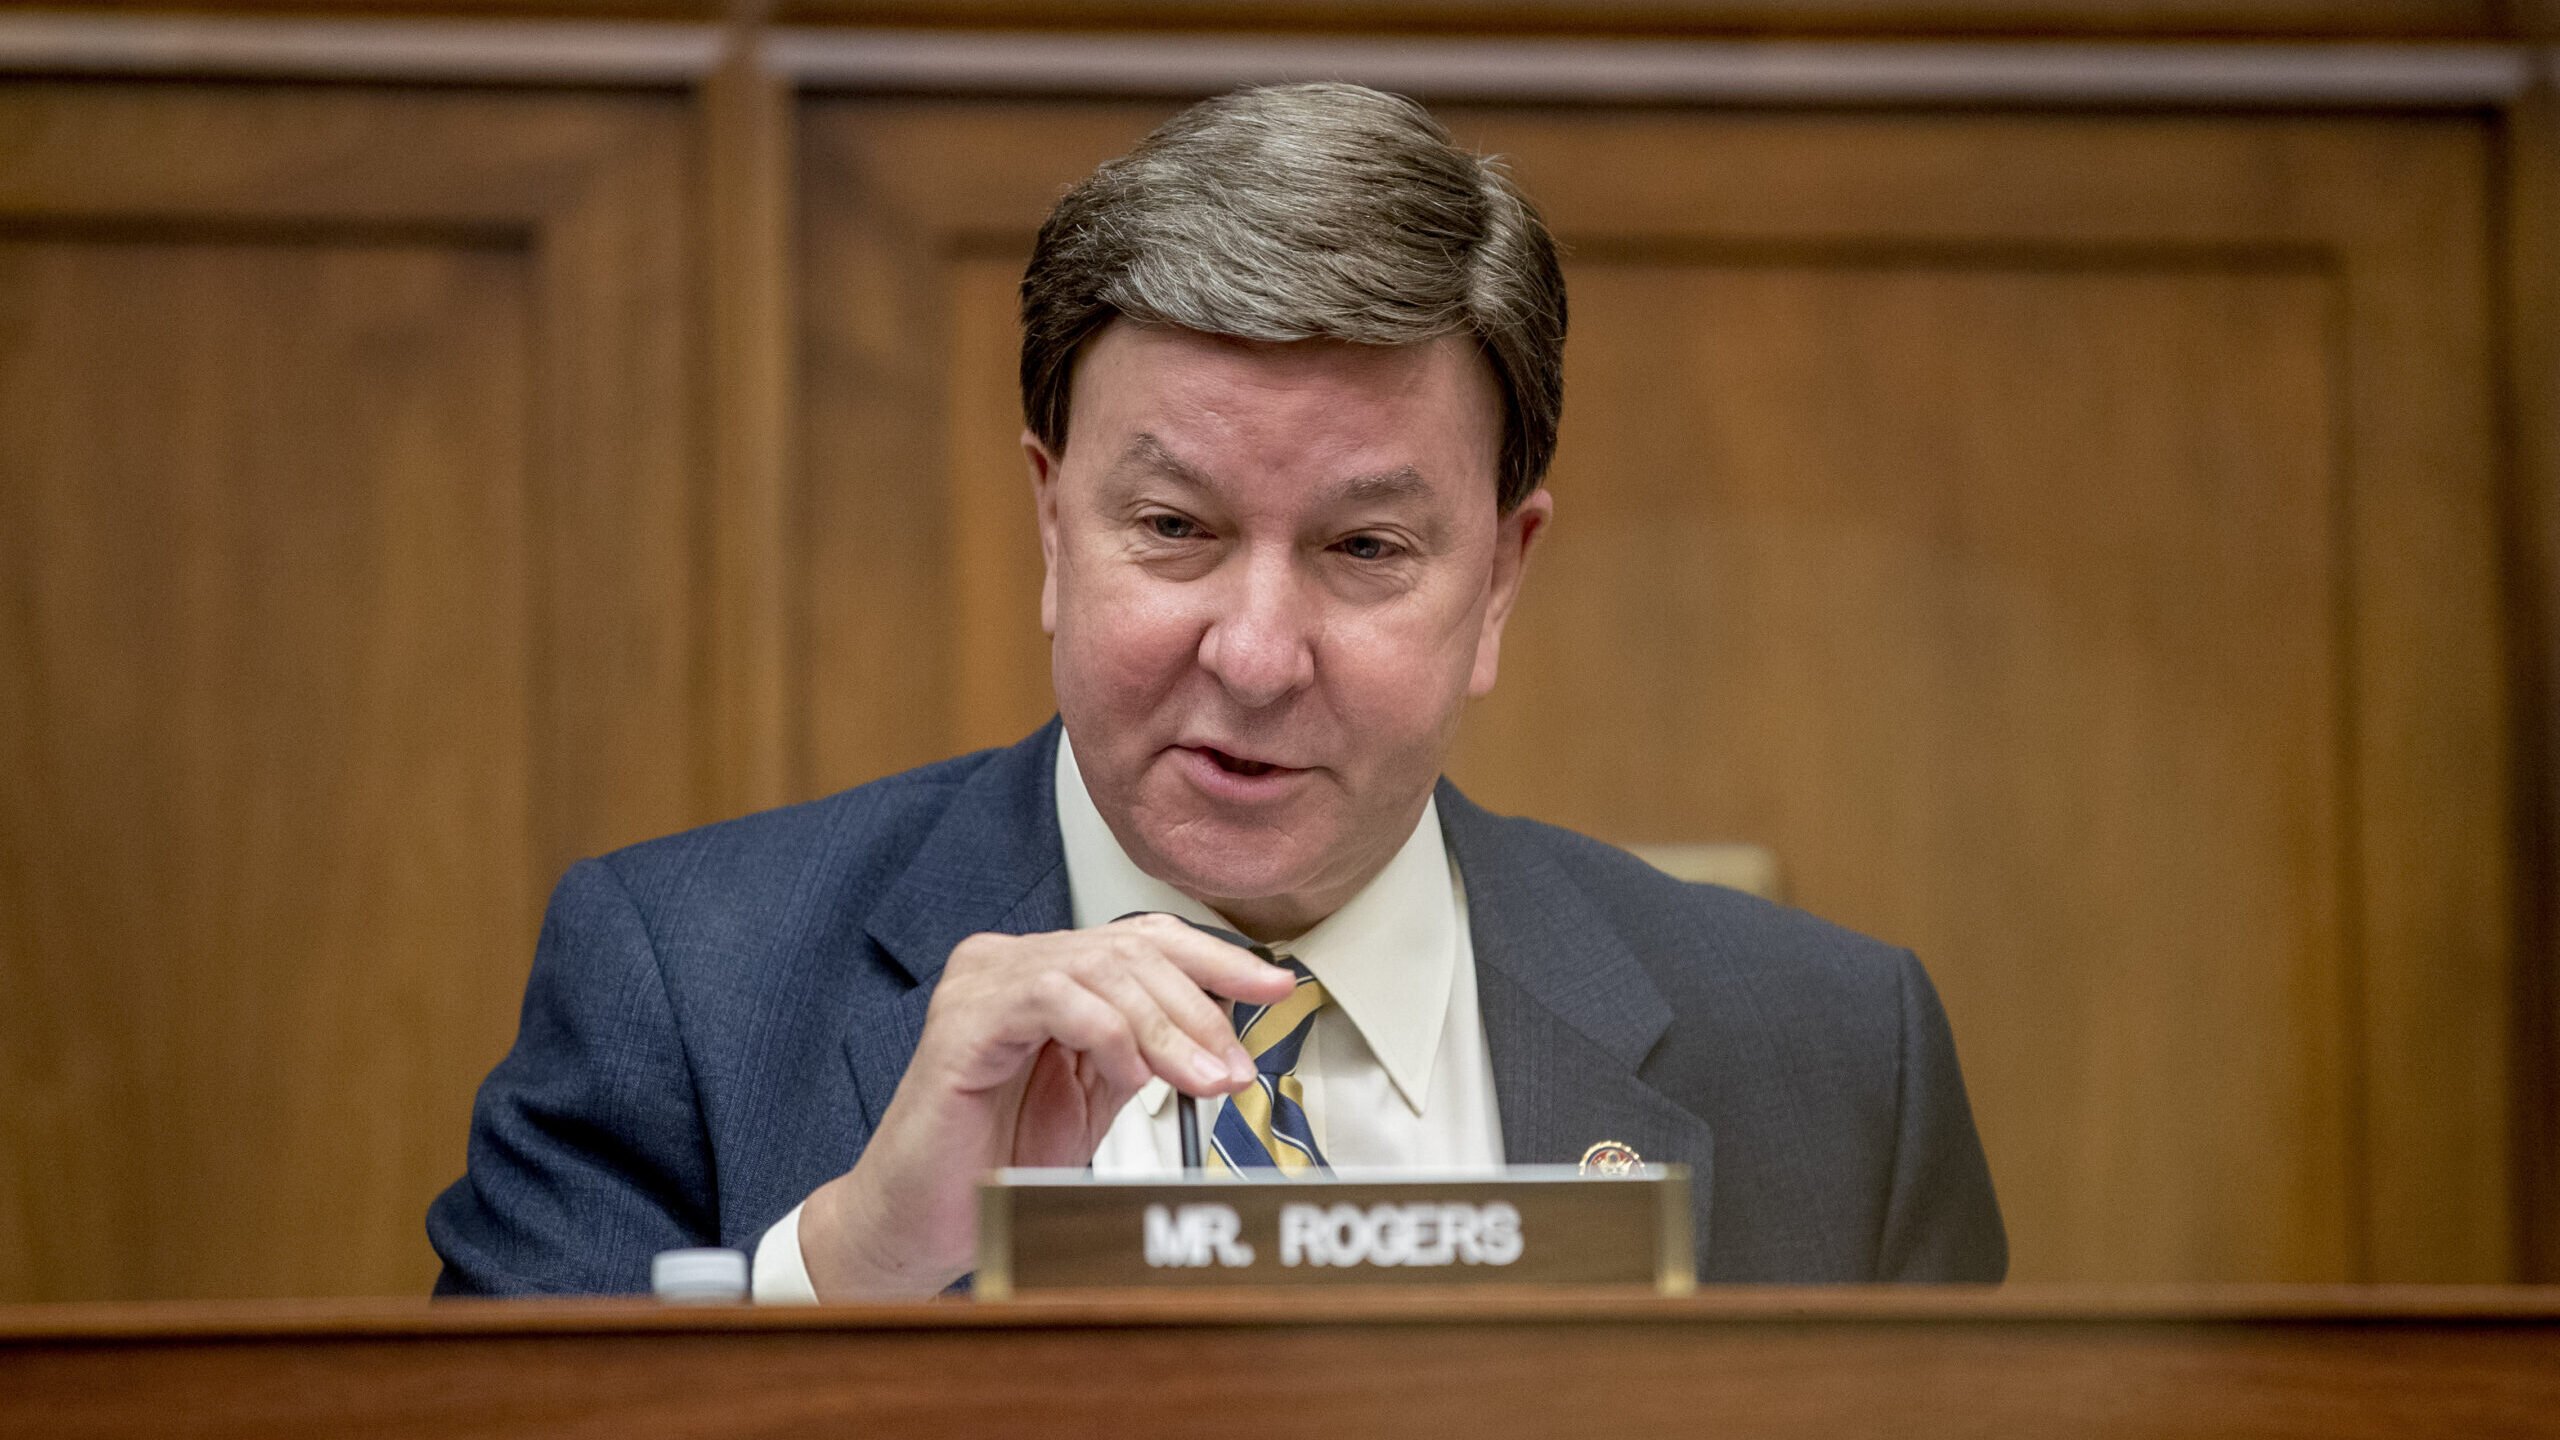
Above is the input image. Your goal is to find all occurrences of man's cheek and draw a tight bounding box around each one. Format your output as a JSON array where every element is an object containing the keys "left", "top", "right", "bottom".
[
  {"left": 1330, "top": 622, "right": 1470, "bottom": 714},
  {"left": 1073, "top": 609, "right": 1196, "bottom": 694}
]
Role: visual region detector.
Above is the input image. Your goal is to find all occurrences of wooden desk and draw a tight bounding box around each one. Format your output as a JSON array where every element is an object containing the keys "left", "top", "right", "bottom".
[{"left": 4, "top": 1287, "right": 2556, "bottom": 1438}]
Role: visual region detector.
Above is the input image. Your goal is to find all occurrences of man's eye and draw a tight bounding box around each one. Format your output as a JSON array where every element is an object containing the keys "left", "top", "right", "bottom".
[
  {"left": 1145, "top": 514, "right": 1201, "bottom": 541},
  {"left": 1338, "top": 534, "right": 1401, "bottom": 562}
]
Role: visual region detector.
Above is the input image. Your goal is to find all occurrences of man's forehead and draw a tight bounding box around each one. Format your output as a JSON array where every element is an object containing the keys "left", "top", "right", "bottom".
[
  {"left": 1077, "top": 321, "right": 1494, "bottom": 418},
  {"left": 1068, "top": 324, "right": 1502, "bottom": 502}
]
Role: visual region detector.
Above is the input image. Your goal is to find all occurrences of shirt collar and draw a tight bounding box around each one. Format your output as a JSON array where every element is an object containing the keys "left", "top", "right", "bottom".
[{"left": 1054, "top": 731, "right": 1458, "bottom": 1118}]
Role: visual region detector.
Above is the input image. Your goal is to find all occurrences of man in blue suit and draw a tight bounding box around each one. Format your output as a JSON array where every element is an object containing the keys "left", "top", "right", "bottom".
[{"left": 430, "top": 82, "right": 2004, "bottom": 1298}]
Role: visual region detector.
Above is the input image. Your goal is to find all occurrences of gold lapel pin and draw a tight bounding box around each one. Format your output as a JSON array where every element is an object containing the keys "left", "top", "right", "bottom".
[{"left": 1578, "top": 1140, "right": 1641, "bottom": 1176}]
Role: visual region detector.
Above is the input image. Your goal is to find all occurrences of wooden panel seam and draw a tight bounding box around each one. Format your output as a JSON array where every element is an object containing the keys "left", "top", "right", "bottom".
[
  {"left": 766, "top": 32, "right": 2537, "bottom": 106},
  {"left": 700, "top": 36, "right": 801, "bottom": 815},
  {"left": 0, "top": 14, "right": 723, "bottom": 83},
  {"left": 0, "top": 16, "right": 2539, "bottom": 108}
]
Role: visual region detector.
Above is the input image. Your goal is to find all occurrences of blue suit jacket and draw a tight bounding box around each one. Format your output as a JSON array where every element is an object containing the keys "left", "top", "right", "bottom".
[{"left": 429, "top": 722, "right": 2005, "bottom": 1292}]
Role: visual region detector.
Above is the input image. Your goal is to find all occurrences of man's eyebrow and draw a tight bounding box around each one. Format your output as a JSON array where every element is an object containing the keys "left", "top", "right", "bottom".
[
  {"left": 1110, "top": 433, "right": 1212, "bottom": 491},
  {"left": 1332, "top": 466, "right": 1430, "bottom": 506},
  {"left": 1111, "top": 436, "right": 1436, "bottom": 509}
]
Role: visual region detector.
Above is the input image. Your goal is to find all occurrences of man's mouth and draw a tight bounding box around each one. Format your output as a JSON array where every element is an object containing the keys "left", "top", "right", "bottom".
[{"left": 1172, "top": 744, "right": 1311, "bottom": 802}]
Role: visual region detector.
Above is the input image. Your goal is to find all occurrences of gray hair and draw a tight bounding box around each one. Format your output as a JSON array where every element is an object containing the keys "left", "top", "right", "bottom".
[{"left": 1020, "top": 82, "right": 1566, "bottom": 513}]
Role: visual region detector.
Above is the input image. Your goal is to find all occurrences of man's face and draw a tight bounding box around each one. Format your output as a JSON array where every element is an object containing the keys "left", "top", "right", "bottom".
[{"left": 1028, "top": 321, "right": 1551, "bottom": 938}]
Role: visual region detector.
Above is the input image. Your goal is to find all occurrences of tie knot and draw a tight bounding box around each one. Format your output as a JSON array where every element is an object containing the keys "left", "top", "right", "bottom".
[{"left": 1233, "top": 950, "right": 1326, "bottom": 1079}]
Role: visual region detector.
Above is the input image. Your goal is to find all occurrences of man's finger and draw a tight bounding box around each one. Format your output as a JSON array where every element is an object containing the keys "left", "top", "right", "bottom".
[
  {"left": 1124, "top": 948, "right": 1256, "bottom": 1071},
  {"left": 1109, "top": 913, "right": 1297, "bottom": 1004},
  {"left": 1011, "top": 968, "right": 1152, "bottom": 1096},
  {"left": 1078, "top": 953, "right": 1251, "bottom": 1097}
]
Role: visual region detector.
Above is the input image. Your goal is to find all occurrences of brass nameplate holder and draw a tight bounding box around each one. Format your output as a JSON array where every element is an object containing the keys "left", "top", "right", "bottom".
[{"left": 975, "top": 1166, "right": 1693, "bottom": 1299}]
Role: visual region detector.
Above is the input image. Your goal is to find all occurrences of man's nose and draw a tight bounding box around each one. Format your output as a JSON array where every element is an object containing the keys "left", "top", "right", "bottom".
[{"left": 1195, "top": 550, "right": 1317, "bottom": 708}]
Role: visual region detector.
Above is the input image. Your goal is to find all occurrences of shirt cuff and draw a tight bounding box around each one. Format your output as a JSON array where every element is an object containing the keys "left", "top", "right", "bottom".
[{"left": 751, "top": 1199, "right": 821, "bottom": 1304}]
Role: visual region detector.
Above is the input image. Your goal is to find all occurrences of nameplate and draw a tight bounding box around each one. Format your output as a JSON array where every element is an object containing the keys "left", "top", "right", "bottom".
[{"left": 975, "top": 1166, "right": 1693, "bottom": 1299}]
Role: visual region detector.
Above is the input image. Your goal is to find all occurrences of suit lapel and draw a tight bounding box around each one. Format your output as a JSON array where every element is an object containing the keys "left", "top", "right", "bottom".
[
  {"left": 843, "top": 723, "right": 1073, "bottom": 1135},
  {"left": 1438, "top": 782, "right": 1718, "bottom": 1262}
]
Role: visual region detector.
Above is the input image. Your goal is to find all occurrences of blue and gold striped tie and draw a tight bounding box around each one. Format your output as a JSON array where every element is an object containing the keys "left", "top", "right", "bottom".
[{"left": 1208, "top": 952, "right": 1331, "bottom": 1175}]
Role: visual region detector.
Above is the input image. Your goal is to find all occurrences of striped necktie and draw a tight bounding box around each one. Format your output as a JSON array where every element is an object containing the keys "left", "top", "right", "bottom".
[{"left": 1208, "top": 951, "right": 1331, "bottom": 1175}]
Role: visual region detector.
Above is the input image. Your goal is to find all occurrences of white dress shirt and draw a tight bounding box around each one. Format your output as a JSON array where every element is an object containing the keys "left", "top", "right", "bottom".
[{"left": 752, "top": 734, "right": 1503, "bottom": 1301}]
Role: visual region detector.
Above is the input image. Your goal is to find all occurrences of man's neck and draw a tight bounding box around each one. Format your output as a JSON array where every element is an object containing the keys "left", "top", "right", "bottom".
[{"left": 1194, "top": 896, "right": 1336, "bottom": 946}]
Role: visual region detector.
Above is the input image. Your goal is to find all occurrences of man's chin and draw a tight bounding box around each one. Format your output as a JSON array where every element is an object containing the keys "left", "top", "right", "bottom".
[
  {"left": 1133, "top": 826, "right": 1336, "bottom": 915},
  {"left": 1153, "top": 857, "right": 1328, "bottom": 914}
]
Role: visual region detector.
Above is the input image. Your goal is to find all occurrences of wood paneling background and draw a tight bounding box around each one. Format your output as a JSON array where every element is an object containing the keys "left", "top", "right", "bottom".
[
  {"left": 0, "top": 82, "right": 708, "bottom": 1299},
  {"left": 2512, "top": 79, "right": 2560, "bottom": 1291},
  {"left": 0, "top": 2, "right": 2552, "bottom": 1300}
]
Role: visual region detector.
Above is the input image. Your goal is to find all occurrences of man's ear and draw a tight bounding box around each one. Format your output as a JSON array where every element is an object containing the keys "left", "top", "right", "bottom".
[
  {"left": 1468, "top": 487, "right": 1553, "bottom": 698},
  {"left": 1025, "top": 429, "right": 1064, "bottom": 636}
]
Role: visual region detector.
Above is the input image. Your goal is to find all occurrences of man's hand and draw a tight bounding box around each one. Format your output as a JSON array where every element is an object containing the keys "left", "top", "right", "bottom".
[{"left": 797, "top": 912, "right": 1296, "bottom": 1298}]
